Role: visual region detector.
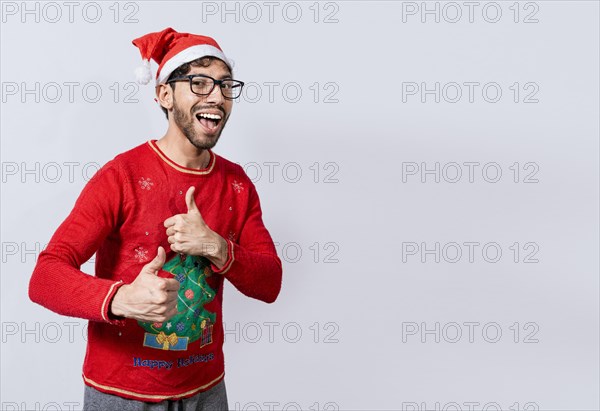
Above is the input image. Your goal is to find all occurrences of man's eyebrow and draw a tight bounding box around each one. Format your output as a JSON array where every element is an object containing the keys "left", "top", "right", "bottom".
[{"left": 217, "top": 73, "right": 233, "bottom": 80}]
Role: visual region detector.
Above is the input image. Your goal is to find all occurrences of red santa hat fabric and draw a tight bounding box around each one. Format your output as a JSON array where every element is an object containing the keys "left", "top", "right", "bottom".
[{"left": 132, "top": 27, "right": 234, "bottom": 85}]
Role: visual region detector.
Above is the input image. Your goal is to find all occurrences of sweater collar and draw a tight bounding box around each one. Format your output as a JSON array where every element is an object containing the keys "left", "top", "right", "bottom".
[{"left": 147, "top": 140, "right": 216, "bottom": 175}]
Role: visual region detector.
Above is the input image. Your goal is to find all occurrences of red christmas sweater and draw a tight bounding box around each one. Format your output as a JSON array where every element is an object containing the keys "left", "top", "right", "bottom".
[{"left": 29, "top": 140, "right": 282, "bottom": 402}]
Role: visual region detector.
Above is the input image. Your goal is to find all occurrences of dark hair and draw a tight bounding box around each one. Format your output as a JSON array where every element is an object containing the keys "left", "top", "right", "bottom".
[{"left": 159, "top": 56, "right": 232, "bottom": 119}]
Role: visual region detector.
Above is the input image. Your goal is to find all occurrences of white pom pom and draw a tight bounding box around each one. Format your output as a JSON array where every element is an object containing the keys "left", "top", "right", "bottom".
[{"left": 134, "top": 59, "right": 152, "bottom": 85}]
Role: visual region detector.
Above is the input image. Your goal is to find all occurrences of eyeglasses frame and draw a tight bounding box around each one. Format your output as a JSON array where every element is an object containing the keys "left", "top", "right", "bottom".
[{"left": 166, "top": 74, "right": 245, "bottom": 100}]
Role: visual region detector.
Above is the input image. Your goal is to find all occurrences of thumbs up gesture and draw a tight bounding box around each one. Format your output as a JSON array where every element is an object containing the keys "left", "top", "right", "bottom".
[
  {"left": 163, "top": 186, "right": 227, "bottom": 264},
  {"left": 110, "top": 246, "right": 181, "bottom": 322}
]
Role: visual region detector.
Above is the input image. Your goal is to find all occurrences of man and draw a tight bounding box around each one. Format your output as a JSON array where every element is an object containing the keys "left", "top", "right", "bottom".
[{"left": 28, "top": 27, "right": 283, "bottom": 410}]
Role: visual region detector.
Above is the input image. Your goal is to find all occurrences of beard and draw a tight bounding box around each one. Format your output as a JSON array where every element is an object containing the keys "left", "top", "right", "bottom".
[{"left": 172, "top": 95, "right": 229, "bottom": 150}]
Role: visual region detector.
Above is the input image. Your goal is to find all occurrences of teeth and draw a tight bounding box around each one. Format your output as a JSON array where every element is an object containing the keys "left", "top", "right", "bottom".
[{"left": 197, "top": 113, "right": 222, "bottom": 120}]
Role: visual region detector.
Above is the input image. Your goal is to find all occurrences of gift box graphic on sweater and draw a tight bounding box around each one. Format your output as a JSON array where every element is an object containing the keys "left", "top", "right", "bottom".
[{"left": 139, "top": 254, "right": 216, "bottom": 351}]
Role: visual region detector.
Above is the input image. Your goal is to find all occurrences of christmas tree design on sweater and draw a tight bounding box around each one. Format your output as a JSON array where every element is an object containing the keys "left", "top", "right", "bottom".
[{"left": 139, "top": 254, "right": 216, "bottom": 351}]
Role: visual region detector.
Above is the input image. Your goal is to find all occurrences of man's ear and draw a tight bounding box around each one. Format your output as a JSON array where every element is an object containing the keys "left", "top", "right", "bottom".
[{"left": 155, "top": 83, "right": 173, "bottom": 111}]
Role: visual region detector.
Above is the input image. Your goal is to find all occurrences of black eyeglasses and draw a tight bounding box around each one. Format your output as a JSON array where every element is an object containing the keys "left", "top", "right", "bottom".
[{"left": 167, "top": 74, "right": 244, "bottom": 100}]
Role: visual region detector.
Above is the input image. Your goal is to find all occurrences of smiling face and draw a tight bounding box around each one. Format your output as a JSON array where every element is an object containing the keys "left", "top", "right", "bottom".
[{"left": 158, "top": 58, "right": 234, "bottom": 150}]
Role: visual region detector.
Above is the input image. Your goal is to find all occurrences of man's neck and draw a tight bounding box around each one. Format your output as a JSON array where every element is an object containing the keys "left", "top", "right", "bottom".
[{"left": 156, "top": 133, "right": 210, "bottom": 170}]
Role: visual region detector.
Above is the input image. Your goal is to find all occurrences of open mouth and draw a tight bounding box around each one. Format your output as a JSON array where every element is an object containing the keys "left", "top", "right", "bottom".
[{"left": 195, "top": 112, "right": 223, "bottom": 133}]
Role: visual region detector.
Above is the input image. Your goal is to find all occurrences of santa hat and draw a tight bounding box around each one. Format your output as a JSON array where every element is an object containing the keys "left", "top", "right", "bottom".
[{"left": 132, "top": 27, "right": 235, "bottom": 85}]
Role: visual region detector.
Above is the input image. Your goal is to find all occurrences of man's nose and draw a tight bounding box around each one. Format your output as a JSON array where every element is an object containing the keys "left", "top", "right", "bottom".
[{"left": 205, "top": 83, "right": 224, "bottom": 104}]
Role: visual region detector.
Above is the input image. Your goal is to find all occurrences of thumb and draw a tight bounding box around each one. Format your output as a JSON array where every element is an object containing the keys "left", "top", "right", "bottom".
[
  {"left": 143, "top": 246, "right": 166, "bottom": 275},
  {"left": 186, "top": 186, "right": 200, "bottom": 214}
]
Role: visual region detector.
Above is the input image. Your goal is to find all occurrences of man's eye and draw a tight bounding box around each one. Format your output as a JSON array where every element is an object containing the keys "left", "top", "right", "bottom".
[{"left": 192, "top": 80, "right": 210, "bottom": 87}]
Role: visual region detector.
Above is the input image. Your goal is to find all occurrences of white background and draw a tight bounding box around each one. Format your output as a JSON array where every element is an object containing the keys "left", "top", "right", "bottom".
[{"left": 1, "top": 1, "right": 599, "bottom": 410}]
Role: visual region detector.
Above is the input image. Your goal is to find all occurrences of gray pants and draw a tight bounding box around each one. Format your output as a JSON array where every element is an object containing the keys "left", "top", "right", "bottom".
[{"left": 83, "top": 379, "right": 229, "bottom": 411}]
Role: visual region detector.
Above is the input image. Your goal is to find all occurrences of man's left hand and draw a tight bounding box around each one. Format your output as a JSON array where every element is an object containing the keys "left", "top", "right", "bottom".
[{"left": 164, "top": 186, "right": 228, "bottom": 268}]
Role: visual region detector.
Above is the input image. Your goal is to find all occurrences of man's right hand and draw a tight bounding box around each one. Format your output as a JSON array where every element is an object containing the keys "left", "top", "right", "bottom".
[{"left": 110, "top": 246, "right": 180, "bottom": 322}]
